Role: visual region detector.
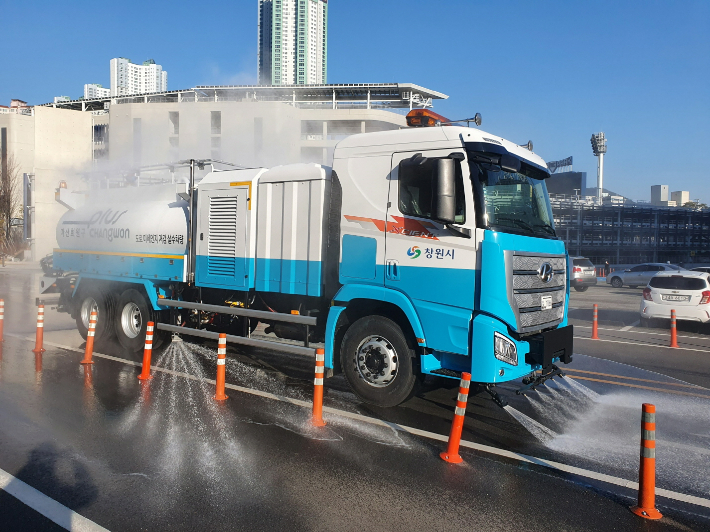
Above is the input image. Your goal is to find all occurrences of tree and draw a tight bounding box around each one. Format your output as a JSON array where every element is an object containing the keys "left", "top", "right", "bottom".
[
  {"left": 684, "top": 201, "right": 708, "bottom": 210},
  {"left": 0, "top": 153, "right": 25, "bottom": 257}
]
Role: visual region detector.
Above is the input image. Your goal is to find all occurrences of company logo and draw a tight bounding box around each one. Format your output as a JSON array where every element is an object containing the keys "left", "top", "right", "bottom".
[
  {"left": 407, "top": 246, "right": 421, "bottom": 259},
  {"left": 537, "top": 262, "right": 554, "bottom": 283}
]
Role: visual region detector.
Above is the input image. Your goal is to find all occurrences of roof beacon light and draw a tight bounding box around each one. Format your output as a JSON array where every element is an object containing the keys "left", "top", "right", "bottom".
[
  {"left": 406, "top": 109, "right": 451, "bottom": 128},
  {"left": 519, "top": 140, "right": 533, "bottom": 152}
]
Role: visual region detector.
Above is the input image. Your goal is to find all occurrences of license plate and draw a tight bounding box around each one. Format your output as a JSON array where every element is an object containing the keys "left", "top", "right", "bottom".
[
  {"left": 584, "top": 271, "right": 594, "bottom": 276},
  {"left": 541, "top": 295, "right": 552, "bottom": 310},
  {"left": 662, "top": 295, "right": 690, "bottom": 302}
]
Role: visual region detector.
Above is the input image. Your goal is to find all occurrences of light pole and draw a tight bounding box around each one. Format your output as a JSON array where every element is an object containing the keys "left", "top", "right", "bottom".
[{"left": 590, "top": 132, "right": 607, "bottom": 205}]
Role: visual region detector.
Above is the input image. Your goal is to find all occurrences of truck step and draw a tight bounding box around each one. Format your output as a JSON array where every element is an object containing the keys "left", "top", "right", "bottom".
[{"left": 430, "top": 368, "right": 462, "bottom": 379}]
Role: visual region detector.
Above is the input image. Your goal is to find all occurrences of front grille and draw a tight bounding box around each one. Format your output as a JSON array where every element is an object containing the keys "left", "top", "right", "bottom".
[{"left": 510, "top": 253, "right": 566, "bottom": 333}]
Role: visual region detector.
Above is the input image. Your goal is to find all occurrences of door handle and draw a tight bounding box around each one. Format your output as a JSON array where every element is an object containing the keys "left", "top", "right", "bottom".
[{"left": 386, "top": 260, "right": 400, "bottom": 281}]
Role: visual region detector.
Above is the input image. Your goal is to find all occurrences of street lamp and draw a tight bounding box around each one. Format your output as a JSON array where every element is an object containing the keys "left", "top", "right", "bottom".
[{"left": 590, "top": 132, "right": 607, "bottom": 205}]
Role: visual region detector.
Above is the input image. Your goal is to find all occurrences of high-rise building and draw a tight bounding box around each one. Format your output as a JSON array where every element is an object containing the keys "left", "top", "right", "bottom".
[
  {"left": 671, "top": 190, "right": 690, "bottom": 207},
  {"left": 651, "top": 185, "right": 669, "bottom": 206},
  {"left": 110, "top": 58, "right": 168, "bottom": 97},
  {"left": 258, "top": 0, "right": 328, "bottom": 86},
  {"left": 84, "top": 84, "right": 111, "bottom": 99}
]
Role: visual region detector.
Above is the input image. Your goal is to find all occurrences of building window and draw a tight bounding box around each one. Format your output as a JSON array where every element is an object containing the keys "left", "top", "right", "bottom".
[
  {"left": 211, "top": 111, "right": 221, "bottom": 135},
  {"left": 254, "top": 117, "right": 263, "bottom": 155},
  {"left": 169, "top": 111, "right": 179, "bottom": 135},
  {"left": 211, "top": 137, "right": 221, "bottom": 160},
  {"left": 132, "top": 118, "right": 142, "bottom": 167}
]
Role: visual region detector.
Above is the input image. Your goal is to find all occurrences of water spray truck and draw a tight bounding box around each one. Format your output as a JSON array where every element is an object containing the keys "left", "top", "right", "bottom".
[{"left": 46, "top": 108, "right": 573, "bottom": 407}]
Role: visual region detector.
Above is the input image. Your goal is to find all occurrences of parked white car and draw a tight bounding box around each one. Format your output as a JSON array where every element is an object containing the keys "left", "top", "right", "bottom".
[{"left": 640, "top": 271, "right": 710, "bottom": 326}]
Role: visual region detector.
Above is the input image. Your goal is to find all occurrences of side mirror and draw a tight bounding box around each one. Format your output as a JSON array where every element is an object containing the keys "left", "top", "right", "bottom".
[
  {"left": 500, "top": 154, "right": 521, "bottom": 173},
  {"left": 432, "top": 158, "right": 456, "bottom": 224}
]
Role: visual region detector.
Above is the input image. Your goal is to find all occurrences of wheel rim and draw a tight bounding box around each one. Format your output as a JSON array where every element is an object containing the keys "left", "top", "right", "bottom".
[
  {"left": 120, "top": 302, "right": 142, "bottom": 339},
  {"left": 80, "top": 297, "right": 98, "bottom": 329},
  {"left": 354, "top": 335, "right": 398, "bottom": 388},
  {"left": 612, "top": 278, "right": 622, "bottom": 288}
]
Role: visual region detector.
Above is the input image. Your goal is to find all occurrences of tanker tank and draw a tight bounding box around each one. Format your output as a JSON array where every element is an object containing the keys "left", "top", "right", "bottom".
[{"left": 54, "top": 184, "right": 189, "bottom": 282}]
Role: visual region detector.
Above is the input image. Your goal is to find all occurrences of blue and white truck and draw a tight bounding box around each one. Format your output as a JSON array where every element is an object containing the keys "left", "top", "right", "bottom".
[{"left": 47, "top": 109, "right": 573, "bottom": 407}]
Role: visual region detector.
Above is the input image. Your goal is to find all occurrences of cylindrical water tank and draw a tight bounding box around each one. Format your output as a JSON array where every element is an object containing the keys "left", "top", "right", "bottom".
[{"left": 56, "top": 185, "right": 188, "bottom": 255}]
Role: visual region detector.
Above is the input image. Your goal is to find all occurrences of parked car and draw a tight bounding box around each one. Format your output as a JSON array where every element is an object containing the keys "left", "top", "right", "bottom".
[
  {"left": 606, "top": 263, "right": 685, "bottom": 288},
  {"left": 570, "top": 257, "right": 597, "bottom": 292},
  {"left": 691, "top": 267, "right": 710, "bottom": 274},
  {"left": 640, "top": 271, "right": 710, "bottom": 326}
]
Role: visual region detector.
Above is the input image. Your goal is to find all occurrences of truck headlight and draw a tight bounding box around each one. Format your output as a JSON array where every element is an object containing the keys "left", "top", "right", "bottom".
[{"left": 494, "top": 332, "right": 518, "bottom": 366}]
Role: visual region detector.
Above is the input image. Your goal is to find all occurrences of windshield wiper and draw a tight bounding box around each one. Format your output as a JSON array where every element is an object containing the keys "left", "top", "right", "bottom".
[
  {"left": 534, "top": 223, "right": 556, "bottom": 236},
  {"left": 497, "top": 217, "right": 535, "bottom": 233}
]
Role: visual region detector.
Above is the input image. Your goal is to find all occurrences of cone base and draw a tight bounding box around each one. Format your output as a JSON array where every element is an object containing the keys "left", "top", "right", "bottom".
[
  {"left": 311, "top": 417, "right": 326, "bottom": 427},
  {"left": 137, "top": 374, "right": 153, "bottom": 380},
  {"left": 214, "top": 394, "right": 228, "bottom": 401},
  {"left": 440, "top": 451, "right": 463, "bottom": 464},
  {"left": 630, "top": 506, "right": 662, "bottom": 520}
]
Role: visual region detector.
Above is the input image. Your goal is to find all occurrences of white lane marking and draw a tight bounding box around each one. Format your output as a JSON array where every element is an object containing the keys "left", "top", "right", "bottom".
[
  {"left": 575, "top": 324, "right": 709, "bottom": 341},
  {"left": 0, "top": 466, "right": 110, "bottom": 532},
  {"left": 620, "top": 321, "right": 640, "bottom": 332},
  {"left": 7, "top": 333, "right": 710, "bottom": 511},
  {"left": 574, "top": 336, "right": 710, "bottom": 353}
]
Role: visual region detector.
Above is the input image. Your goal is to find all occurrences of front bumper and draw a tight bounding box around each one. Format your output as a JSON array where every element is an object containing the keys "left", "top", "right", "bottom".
[
  {"left": 640, "top": 301, "right": 710, "bottom": 323},
  {"left": 469, "top": 314, "right": 574, "bottom": 384}
]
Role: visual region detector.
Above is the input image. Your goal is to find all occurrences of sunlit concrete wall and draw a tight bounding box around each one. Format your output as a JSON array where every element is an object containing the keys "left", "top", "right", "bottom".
[
  {"left": 32, "top": 107, "right": 93, "bottom": 260},
  {"left": 105, "top": 101, "right": 405, "bottom": 169}
]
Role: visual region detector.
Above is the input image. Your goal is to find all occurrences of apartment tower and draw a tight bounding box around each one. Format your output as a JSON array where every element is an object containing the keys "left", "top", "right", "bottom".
[
  {"left": 110, "top": 58, "right": 168, "bottom": 97},
  {"left": 258, "top": 0, "right": 328, "bottom": 85}
]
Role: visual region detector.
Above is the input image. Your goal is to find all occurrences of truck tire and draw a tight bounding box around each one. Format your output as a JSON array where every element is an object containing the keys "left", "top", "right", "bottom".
[
  {"left": 610, "top": 277, "right": 623, "bottom": 288},
  {"left": 340, "top": 316, "right": 419, "bottom": 408},
  {"left": 75, "top": 287, "right": 115, "bottom": 344},
  {"left": 114, "top": 288, "right": 164, "bottom": 353}
]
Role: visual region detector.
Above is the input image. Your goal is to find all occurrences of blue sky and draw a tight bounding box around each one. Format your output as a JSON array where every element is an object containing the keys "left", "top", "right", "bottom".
[{"left": 1, "top": 0, "right": 708, "bottom": 202}]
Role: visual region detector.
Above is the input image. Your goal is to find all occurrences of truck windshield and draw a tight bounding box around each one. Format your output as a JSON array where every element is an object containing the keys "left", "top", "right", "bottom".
[{"left": 467, "top": 150, "right": 556, "bottom": 239}]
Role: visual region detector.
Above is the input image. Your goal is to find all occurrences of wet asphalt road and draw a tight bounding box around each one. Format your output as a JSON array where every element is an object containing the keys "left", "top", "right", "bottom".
[{"left": 1, "top": 264, "right": 709, "bottom": 531}]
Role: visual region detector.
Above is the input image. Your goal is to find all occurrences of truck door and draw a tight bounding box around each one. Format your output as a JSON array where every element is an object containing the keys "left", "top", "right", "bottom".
[
  {"left": 385, "top": 150, "right": 477, "bottom": 356},
  {"left": 195, "top": 187, "right": 249, "bottom": 289}
]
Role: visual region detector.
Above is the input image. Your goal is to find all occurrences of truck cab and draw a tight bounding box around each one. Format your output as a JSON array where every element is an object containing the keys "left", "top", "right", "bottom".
[{"left": 327, "top": 114, "right": 572, "bottom": 406}]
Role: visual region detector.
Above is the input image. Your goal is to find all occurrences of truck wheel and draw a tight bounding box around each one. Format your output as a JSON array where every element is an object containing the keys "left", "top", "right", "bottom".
[
  {"left": 574, "top": 286, "right": 588, "bottom": 292},
  {"left": 114, "top": 288, "right": 164, "bottom": 353},
  {"left": 75, "top": 287, "right": 115, "bottom": 344},
  {"left": 610, "top": 277, "right": 623, "bottom": 288},
  {"left": 340, "top": 316, "right": 419, "bottom": 408}
]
